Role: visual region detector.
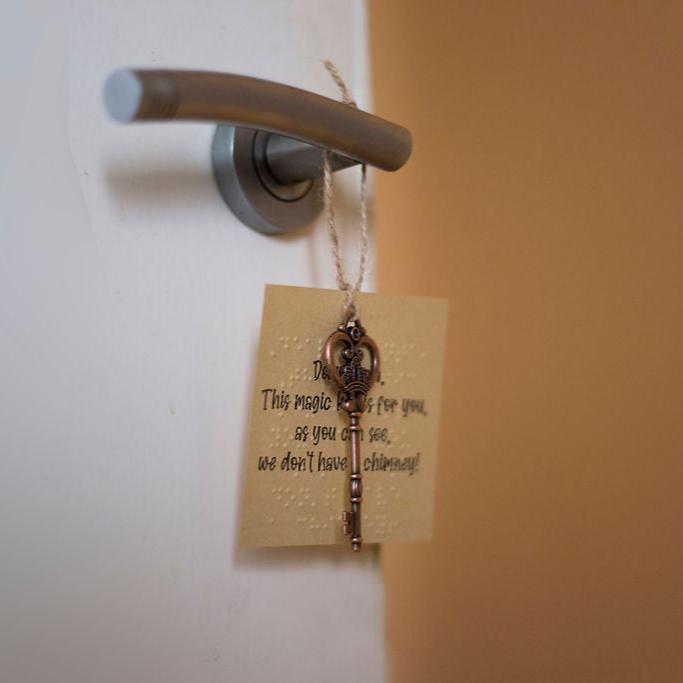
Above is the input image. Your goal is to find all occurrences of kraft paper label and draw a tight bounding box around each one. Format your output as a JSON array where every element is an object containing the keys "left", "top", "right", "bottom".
[{"left": 239, "top": 285, "right": 449, "bottom": 547}]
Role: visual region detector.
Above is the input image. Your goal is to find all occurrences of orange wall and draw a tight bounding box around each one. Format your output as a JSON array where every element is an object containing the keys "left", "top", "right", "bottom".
[{"left": 369, "top": 2, "right": 683, "bottom": 681}]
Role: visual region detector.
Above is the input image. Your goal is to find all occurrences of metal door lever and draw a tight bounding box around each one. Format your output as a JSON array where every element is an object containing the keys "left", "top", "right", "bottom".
[{"left": 104, "top": 69, "right": 412, "bottom": 234}]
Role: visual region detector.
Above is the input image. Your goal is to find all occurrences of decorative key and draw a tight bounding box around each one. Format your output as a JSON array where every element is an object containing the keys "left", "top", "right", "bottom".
[{"left": 323, "top": 316, "right": 380, "bottom": 552}]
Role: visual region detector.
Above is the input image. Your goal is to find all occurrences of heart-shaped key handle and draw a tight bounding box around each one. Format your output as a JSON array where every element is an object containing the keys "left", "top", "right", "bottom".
[{"left": 322, "top": 319, "right": 380, "bottom": 413}]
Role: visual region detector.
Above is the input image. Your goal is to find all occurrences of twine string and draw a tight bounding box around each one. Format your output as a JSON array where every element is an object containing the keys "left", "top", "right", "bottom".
[{"left": 322, "top": 59, "right": 368, "bottom": 322}]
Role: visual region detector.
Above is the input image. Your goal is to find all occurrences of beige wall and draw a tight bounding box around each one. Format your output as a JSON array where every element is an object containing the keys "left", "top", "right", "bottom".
[{"left": 369, "top": 2, "right": 683, "bottom": 681}]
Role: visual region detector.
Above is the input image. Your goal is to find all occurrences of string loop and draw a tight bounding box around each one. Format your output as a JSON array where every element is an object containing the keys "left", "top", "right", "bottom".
[{"left": 322, "top": 60, "right": 368, "bottom": 322}]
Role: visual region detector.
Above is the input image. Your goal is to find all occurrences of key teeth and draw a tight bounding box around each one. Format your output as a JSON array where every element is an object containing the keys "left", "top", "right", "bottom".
[
  {"left": 342, "top": 511, "right": 353, "bottom": 536},
  {"left": 342, "top": 512, "right": 362, "bottom": 551}
]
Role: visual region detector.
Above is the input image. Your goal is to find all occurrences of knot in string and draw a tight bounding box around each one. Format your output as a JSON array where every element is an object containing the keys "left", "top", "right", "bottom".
[{"left": 322, "top": 60, "right": 368, "bottom": 322}]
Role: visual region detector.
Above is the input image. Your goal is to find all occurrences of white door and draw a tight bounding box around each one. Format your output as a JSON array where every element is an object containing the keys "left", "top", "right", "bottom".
[{"left": 0, "top": 2, "right": 385, "bottom": 681}]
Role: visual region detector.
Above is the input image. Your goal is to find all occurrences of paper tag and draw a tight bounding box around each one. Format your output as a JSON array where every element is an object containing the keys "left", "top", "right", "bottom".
[{"left": 239, "top": 285, "right": 449, "bottom": 547}]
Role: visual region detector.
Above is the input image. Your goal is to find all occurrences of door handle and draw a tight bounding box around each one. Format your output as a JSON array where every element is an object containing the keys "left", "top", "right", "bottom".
[{"left": 104, "top": 69, "right": 412, "bottom": 234}]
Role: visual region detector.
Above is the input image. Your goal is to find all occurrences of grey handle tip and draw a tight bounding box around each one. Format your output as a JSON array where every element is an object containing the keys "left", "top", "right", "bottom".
[{"left": 103, "top": 69, "right": 142, "bottom": 122}]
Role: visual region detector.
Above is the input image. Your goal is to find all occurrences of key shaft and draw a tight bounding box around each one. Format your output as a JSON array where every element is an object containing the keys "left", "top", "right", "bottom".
[{"left": 347, "top": 411, "right": 363, "bottom": 551}]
